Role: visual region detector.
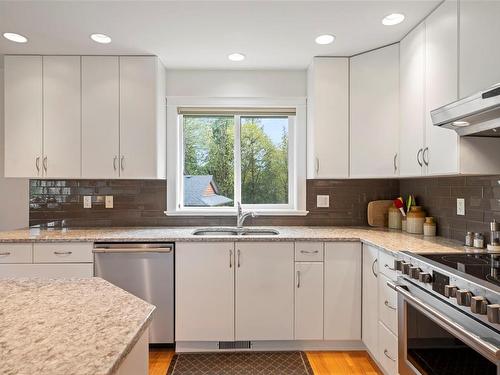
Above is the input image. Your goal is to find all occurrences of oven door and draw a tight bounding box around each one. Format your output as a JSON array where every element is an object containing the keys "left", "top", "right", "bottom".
[{"left": 389, "top": 279, "right": 500, "bottom": 375}]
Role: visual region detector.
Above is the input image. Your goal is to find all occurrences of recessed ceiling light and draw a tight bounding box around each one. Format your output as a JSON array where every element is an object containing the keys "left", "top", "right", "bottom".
[
  {"left": 315, "top": 34, "right": 335, "bottom": 45},
  {"left": 382, "top": 13, "right": 405, "bottom": 26},
  {"left": 452, "top": 121, "right": 470, "bottom": 127},
  {"left": 228, "top": 53, "right": 245, "bottom": 62},
  {"left": 3, "top": 32, "right": 28, "bottom": 43},
  {"left": 90, "top": 33, "right": 112, "bottom": 44}
]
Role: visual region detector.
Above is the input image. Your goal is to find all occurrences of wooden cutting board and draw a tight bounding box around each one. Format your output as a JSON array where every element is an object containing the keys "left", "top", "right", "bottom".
[{"left": 367, "top": 200, "right": 393, "bottom": 227}]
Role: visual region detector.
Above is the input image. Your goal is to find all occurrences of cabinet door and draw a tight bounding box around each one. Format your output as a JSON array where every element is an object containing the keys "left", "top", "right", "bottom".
[
  {"left": 175, "top": 242, "right": 235, "bottom": 341},
  {"left": 362, "top": 244, "right": 379, "bottom": 357},
  {"left": 119, "top": 56, "right": 166, "bottom": 179},
  {"left": 4, "top": 56, "right": 43, "bottom": 178},
  {"left": 235, "top": 242, "right": 294, "bottom": 340},
  {"left": 324, "top": 242, "right": 361, "bottom": 340},
  {"left": 425, "top": 0, "right": 459, "bottom": 175},
  {"left": 43, "top": 56, "right": 81, "bottom": 178},
  {"left": 350, "top": 44, "right": 400, "bottom": 178},
  {"left": 399, "top": 23, "right": 425, "bottom": 177},
  {"left": 460, "top": 0, "right": 500, "bottom": 97},
  {"left": 0, "top": 264, "right": 93, "bottom": 278},
  {"left": 295, "top": 262, "right": 324, "bottom": 340},
  {"left": 82, "top": 56, "right": 120, "bottom": 178},
  {"left": 307, "top": 57, "right": 349, "bottom": 178}
]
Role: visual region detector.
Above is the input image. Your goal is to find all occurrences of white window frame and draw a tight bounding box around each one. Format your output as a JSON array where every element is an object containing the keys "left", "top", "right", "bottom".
[{"left": 166, "top": 97, "right": 307, "bottom": 216}]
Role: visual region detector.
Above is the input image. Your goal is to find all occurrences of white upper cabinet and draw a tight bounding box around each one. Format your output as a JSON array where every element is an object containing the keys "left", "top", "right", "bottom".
[
  {"left": 424, "top": 0, "right": 459, "bottom": 176},
  {"left": 4, "top": 56, "right": 43, "bottom": 178},
  {"left": 459, "top": 0, "right": 500, "bottom": 98},
  {"left": 119, "top": 56, "right": 166, "bottom": 179},
  {"left": 399, "top": 23, "right": 426, "bottom": 177},
  {"left": 307, "top": 57, "right": 349, "bottom": 178},
  {"left": 81, "top": 56, "right": 120, "bottom": 179},
  {"left": 350, "top": 44, "right": 400, "bottom": 178},
  {"left": 43, "top": 56, "right": 81, "bottom": 178}
]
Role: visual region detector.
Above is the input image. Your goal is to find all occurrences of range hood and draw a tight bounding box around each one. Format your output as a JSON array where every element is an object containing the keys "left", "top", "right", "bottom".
[{"left": 431, "top": 83, "right": 500, "bottom": 137}]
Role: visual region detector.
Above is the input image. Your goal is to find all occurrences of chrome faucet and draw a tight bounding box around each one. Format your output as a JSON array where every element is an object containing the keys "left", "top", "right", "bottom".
[{"left": 236, "top": 202, "right": 257, "bottom": 228}]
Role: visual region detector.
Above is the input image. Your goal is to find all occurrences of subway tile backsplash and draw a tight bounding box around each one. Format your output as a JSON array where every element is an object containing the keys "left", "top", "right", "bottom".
[{"left": 29, "top": 176, "right": 500, "bottom": 240}]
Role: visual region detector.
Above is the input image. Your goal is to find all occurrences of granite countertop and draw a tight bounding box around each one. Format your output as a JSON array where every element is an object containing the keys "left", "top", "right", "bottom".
[
  {"left": 0, "top": 278, "right": 155, "bottom": 375},
  {"left": 0, "top": 226, "right": 469, "bottom": 254}
]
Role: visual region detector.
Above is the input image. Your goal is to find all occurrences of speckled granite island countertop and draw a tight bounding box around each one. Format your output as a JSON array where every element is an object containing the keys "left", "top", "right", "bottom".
[
  {"left": 0, "top": 226, "right": 470, "bottom": 254},
  {"left": 0, "top": 278, "right": 155, "bottom": 375}
]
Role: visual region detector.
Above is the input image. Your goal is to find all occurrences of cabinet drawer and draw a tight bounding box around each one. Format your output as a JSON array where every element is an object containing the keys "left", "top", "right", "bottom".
[
  {"left": 295, "top": 242, "right": 324, "bottom": 262},
  {"left": 0, "top": 243, "right": 32, "bottom": 264},
  {"left": 379, "top": 250, "right": 398, "bottom": 280},
  {"left": 0, "top": 263, "right": 93, "bottom": 278},
  {"left": 378, "top": 273, "right": 398, "bottom": 335},
  {"left": 378, "top": 321, "right": 398, "bottom": 375},
  {"left": 34, "top": 243, "right": 93, "bottom": 263}
]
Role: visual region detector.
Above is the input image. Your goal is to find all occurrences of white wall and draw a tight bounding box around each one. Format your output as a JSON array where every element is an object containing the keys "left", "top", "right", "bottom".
[
  {"left": 165, "top": 69, "right": 307, "bottom": 98},
  {"left": 0, "top": 60, "right": 29, "bottom": 230}
]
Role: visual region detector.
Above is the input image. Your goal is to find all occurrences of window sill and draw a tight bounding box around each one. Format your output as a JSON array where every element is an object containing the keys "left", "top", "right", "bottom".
[{"left": 164, "top": 209, "right": 309, "bottom": 217}]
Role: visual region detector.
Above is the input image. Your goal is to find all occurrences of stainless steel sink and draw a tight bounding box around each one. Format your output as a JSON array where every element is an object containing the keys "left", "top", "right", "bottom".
[{"left": 192, "top": 227, "right": 279, "bottom": 236}]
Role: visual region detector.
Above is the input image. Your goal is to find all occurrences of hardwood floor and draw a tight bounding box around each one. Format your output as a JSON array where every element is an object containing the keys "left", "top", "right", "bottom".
[{"left": 149, "top": 348, "right": 383, "bottom": 375}]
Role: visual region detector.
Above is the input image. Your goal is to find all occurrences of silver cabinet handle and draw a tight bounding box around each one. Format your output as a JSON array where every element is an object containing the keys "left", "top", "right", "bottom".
[
  {"left": 120, "top": 155, "right": 125, "bottom": 171},
  {"left": 35, "top": 156, "right": 40, "bottom": 174},
  {"left": 237, "top": 249, "right": 240, "bottom": 268},
  {"left": 43, "top": 156, "right": 48, "bottom": 172},
  {"left": 54, "top": 251, "right": 72, "bottom": 255},
  {"left": 296, "top": 270, "right": 301, "bottom": 288},
  {"left": 372, "top": 259, "right": 378, "bottom": 278},
  {"left": 384, "top": 300, "right": 396, "bottom": 310},
  {"left": 0, "top": 252, "right": 11, "bottom": 256},
  {"left": 393, "top": 153, "right": 398, "bottom": 173},
  {"left": 385, "top": 263, "right": 396, "bottom": 271},
  {"left": 384, "top": 349, "right": 396, "bottom": 362},
  {"left": 423, "top": 147, "right": 429, "bottom": 166},
  {"left": 416, "top": 148, "right": 423, "bottom": 167},
  {"left": 315, "top": 157, "right": 320, "bottom": 175},
  {"left": 300, "top": 250, "right": 319, "bottom": 254},
  {"left": 229, "top": 249, "right": 233, "bottom": 268},
  {"left": 113, "top": 156, "right": 118, "bottom": 171}
]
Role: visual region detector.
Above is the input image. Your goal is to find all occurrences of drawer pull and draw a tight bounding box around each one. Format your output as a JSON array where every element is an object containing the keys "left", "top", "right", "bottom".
[
  {"left": 300, "top": 250, "right": 319, "bottom": 254},
  {"left": 384, "top": 300, "right": 396, "bottom": 310},
  {"left": 384, "top": 349, "right": 396, "bottom": 362},
  {"left": 385, "top": 264, "right": 396, "bottom": 271},
  {"left": 0, "top": 252, "right": 11, "bottom": 256},
  {"left": 54, "top": 251, "right": 73, "bottom": 255}
]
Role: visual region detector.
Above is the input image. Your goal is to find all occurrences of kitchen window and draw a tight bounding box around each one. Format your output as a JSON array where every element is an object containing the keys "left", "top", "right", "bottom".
[{"left": 166, "top": 98, "right": 307, "bottom": 216}]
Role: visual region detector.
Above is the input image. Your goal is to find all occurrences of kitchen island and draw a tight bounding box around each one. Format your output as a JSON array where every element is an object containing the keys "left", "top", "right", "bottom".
[{"left": 0, "top": 278, "right": 155, "bottom": 375}]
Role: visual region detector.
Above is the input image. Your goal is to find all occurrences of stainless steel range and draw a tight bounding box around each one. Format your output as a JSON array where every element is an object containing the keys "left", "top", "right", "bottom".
[{"left": 388, "top": 251, "right": 500, "bottom": 375}]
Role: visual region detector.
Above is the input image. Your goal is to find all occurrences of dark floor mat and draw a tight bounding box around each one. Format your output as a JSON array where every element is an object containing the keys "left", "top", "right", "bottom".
[{"left": 166, "top": 351, "right": 314, "bottom": 375}]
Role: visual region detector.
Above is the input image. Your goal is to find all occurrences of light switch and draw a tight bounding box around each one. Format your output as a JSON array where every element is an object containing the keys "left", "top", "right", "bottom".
[
  {"left": 457, "top": 198, "right": 465, "bottom": 216},
  {"left": 83, "top": 196, "right": 92, "bottom": 209},
  {"left": 317, "top": 195, "right": 330, "bottom": 208},
  {"left": 105, "top": 196, "right": 113, "bottom": 209}
]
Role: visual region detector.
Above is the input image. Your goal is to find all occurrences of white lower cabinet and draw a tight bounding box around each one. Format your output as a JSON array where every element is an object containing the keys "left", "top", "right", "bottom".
[
  {"left": 324, "top": 242, "right": 362, "bottom": 340},
  {"left": 0, "top": 263, "right": 93, "bottom": 278},
  {"left": 175, "top": 242, "right": 235, "bottom": 341},
  {"left": 378, "top": 321, "right": 398, "bottom": 375},
  {"left": 362, "top": 244, "right": 379, "bottom": 356},
  {"left": 378, "top": 273, "right": 398, "bottom": 335},
  {"left": 294, "top": 262, "right": 324, "bottom": 340},
  {"left": 235, "top": 242, "right": 294, "bottom": 341}
]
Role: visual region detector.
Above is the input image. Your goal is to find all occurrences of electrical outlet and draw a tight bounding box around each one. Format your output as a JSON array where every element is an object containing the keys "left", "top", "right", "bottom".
[
  {"left": 316, "top": 195, "right": 330, "bottom": 208},
  {"left": 457, "top": 198, "right": 465, "bottom": 216},
  {"left": 105, "top": 196, "right": 113, "bottom": 209},
  {"left": 83, "top": 196, "right": 92, "bottom": 209}
]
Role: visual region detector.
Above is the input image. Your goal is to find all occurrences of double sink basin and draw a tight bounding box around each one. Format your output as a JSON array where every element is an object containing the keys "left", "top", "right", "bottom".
[{"left": 192, "top": 227, "right": 280, "bottom": 236}]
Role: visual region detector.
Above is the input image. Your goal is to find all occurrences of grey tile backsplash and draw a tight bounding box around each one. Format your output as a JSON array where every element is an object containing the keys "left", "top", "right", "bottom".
[{"left": 29, "top": 176, "right": 500, "bottom": 242}]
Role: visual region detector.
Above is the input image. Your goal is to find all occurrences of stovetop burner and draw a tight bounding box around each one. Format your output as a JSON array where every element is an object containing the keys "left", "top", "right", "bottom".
[{"left": 420, "top": 252, "right": 500, "bottom": 287}]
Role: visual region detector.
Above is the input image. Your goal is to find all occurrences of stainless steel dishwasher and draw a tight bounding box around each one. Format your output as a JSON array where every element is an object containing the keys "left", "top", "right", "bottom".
[{"left": 93, "top": 242, "right": 174, "bottom": 344}]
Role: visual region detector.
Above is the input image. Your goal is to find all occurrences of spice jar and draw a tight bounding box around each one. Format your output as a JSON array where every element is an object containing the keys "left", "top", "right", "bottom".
[
  {"left": 388, "top": 206, "right": 402, "bottom": 230},
  {"left": 473, "top": 233, "right": 485, "bottom": 249},
  {"left": 406, "top": 206, "right": 426, "bottom": 234},
  {"left": 465, "top": 232, "right": 474, "bottom": 247},
  {"left": 423, "top": 217, "right": 436, "bottom": 236}
]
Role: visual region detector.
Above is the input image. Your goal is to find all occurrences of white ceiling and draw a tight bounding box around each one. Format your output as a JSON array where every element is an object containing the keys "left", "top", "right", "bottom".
[{"left": 0, "top": 0, "right": 440, "bottom": 69}]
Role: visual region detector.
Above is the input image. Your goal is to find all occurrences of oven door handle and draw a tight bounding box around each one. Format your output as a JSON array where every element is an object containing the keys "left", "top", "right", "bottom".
[{"left": 388, "top": 281, "right": 500, "bottom": 361}]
